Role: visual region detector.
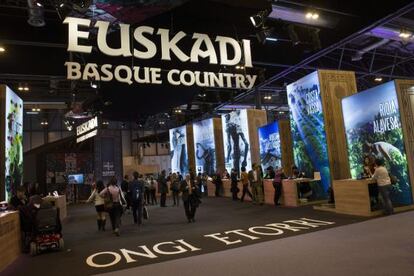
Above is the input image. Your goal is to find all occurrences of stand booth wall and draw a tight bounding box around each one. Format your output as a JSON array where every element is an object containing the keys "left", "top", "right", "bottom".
[
  {"left": 284, "top": 70, "right": 357, "bottom": 207},
  {"left": 333, "top": 79, "right": 414, "bottom": 216}
]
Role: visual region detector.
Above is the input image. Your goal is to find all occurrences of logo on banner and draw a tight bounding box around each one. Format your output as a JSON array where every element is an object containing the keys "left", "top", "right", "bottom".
[
  {"left": 76, "top": 117, "right": 98, "bottom": 143},
  {"left": 63, "top": 17, "right": 257, "bottom": 89}
]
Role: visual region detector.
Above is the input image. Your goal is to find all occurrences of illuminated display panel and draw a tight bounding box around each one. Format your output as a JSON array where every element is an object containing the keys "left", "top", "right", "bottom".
[
  {"left": 342, "top": 81, "right": 412, "bottom": 205},
  {"left": 4, "top": 87, "right": 23, "bottom": 201},
  {"left": 193, "top": 119, "right": 216, "bottom": 175},
  {"left": 169, "top": 125, "right": 189, "bottom": 175},
  {"left": 287, "top": 71, "right": 331, "bottom": 193},
  {"left": 222, "top": 110, "right": 251, "bottom": 175},
  {"left": 258, "top": 122, "right": 282, "bottom": 172}
]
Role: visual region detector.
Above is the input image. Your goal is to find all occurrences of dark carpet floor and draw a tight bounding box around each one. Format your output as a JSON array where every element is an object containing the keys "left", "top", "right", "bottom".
[{"left": 3, "top": 197, "right": 366, "bottom": 276}]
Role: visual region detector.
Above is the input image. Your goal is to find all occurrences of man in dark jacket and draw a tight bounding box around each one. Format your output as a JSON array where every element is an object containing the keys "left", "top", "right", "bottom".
[
  {"left": 129, "top": 171, "right": 145, "bottom": 225},
  {"left": 180, "top": 174, "right": 200, "bottom": 223},
  {"left": 158, "top": 170, "right": 168, "bottom": 207}
]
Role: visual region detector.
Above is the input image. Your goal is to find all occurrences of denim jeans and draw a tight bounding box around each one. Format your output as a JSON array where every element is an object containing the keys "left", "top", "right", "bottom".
[{"left": 378, "top": 185, "right": 394, "bottom": 215}]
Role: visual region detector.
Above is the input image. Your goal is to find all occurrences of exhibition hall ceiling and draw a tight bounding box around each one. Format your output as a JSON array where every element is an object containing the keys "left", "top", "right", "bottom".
[{"left": 0, "top": 0, "right": 413, "bottom": 125}]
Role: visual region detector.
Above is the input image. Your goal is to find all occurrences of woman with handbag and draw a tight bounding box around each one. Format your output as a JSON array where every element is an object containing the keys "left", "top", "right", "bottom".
[
  {"left": 87, "top": 180, "right": 106, "bottom": 231},
  {"left": 100, "top": 177, "right": 126, "bottom": 236}
]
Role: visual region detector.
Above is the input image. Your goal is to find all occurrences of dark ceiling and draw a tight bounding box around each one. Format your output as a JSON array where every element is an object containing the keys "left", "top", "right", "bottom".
[{"left": 0, "top": 0, "right": 414, "bottom": 126}]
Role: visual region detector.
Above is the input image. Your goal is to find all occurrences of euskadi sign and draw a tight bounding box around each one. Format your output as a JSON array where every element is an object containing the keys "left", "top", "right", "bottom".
[{"left": 63, "top": 17, "right": 257, "bottom": 89}]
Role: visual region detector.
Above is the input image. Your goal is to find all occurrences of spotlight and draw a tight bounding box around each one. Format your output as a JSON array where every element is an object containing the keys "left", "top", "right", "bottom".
[
  {"left": 27, "top": 0, "right": 46, "bottom": 27},
  {"left": 374, "top": 77, "right": 383, "bottom": 82},
  {"left": 0, "top": 46, "right": 5, "bottom": 53},
  {"left": 174, "top": 109, "right": 182, "bottom": 114},
  {"left": 264, "top": 95, "right": 272, "bottom": 100},
  {"left": 18, "top": 85, "right": 24, "bottom": 91},
  {"left": 250, "top": 15, "right": 262, "bottom": 28},
  {"left": 23, "top": 85, "right": 29, "bottom": 91},
  {"left": 399, "top": 29, "right": 411, "bottom": 39},
  {"left": 249, "top": 10, "right": 270, "bottom": 28}
]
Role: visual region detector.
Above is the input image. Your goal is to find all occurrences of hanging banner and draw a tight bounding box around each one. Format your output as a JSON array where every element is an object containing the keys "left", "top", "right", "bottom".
[{"left": 63, "top": 17, "right": 257, "bottom": 89}]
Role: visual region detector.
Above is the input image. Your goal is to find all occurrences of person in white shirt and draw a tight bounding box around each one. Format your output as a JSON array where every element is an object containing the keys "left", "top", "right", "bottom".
[
  {"left": 372, "top": 159, "right": 394, "bottom": 215},
  {"left": 87, "top": 180, "right": 106, "bottom": 231}
]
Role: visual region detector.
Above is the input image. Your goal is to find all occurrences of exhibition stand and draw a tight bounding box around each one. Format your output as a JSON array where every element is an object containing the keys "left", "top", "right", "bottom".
[{"left": 0, "top": 211, "right": 21, "bottom": 272}]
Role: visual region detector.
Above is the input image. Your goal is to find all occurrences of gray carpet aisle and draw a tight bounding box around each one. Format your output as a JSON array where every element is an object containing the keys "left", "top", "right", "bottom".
[
  {"left": 2, "top": 197, "right": 366, "bottom": 276},
  {"left": 97, "top": 210, "right": 414, "bottom": 276}
]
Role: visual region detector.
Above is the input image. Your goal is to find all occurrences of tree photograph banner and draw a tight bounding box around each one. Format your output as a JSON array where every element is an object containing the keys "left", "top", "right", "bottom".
[{"left": 287, "top": 71, "right": 331, "bottom": 193}]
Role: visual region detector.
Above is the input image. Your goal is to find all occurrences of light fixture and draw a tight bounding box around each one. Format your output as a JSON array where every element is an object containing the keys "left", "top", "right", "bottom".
[
  {"left": 0, "top": 46, "right": 5, "bottom": 53},
  {"left": 23, "top": 86, "right": 29, "bottom": 91},
  {"left": 264, "top": 95, "right": 272, "bottom": 100},
  {"left": 250, "top": 15, "right": 262, "bottom": 28},
  {"left": 18, "top": 85, "right": 24, "bottom": 91},
  {"left": 306, "top": 11, "right": 319, "bottom": 20},
  {"left": 235, "top": 65, "right": 245, "bottom": 70},
  {"left": 374, "top": 77, "right": 383, "bottom": 82},
  {"left": 102, "top": 121, "right": 109, "bottom": 125},
  {"left": 40, "top": 120, "right": 48, "bottom": 126},
  {"left": 174, "top": 109, "right": 182, "bottom": 114},
  {"left": 159, "top": 121, "right": 165, "bottom": 125},
  {"left": 265, "top": 37, "right": 278, "bottom": 42},
  {"left": 32, "top": 108, "right": 41, "bottom": 112},
  {"left": 36, "top": 1, "right": 43, "bottom": 7},
  {"left": 399, "top": 29, "right": 411, "bottom": 39},
  {"left": 90, "top": 81, "right": 98, "bottom": 89}
]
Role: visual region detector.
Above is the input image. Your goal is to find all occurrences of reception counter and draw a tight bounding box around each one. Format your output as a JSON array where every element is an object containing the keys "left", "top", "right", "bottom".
[
  {"left": 0, "top": 211, "right": 21, "bottom": 272},
  {"left": 43, "top": 195, "right": 67, "bottom": 221},
  {"left": 332, "top": 179, "right": 376, "bottom": 216},
  {"left": 282, "top": 178, "right": 326, "bottom": 207}
]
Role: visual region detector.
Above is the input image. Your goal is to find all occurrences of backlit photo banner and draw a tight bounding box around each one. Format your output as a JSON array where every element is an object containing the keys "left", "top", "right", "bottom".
[
  {"left": 193, "top": 119, "right": 216, "bottom": 176},
  {"left": 222, "top": 110, "right": 251, "bottom": 175},
  {"left": 258, "top": 122, "right": 282, "bottom": 172},
  {"left": 4, "top": 87, "right": 23, "bottom": 201},
  {"left": 63, "top": 17, "right": 257, "bottom": 89},
  {"left": 169, "top": 126, "right": 189, "bottom": 175},
  {"left": 342, "top": 81, "right": 412, "bottom": 205},
  {"left": 287, "top": 71, "right": 331, "bottom": 192}
]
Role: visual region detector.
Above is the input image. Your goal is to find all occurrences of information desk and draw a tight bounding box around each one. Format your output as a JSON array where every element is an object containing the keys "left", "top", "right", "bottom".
[
  {"left": 0, "top": 211, "right": 21, "bottom": 272},
  {"left": 43, "top": 195, "right": 67, "bottom": 221},
  {"left": 332, "top": 179, "right": 377, "bottom": 216},
  {"left": 282, "top": 178, "right": 326, "bottom": 207}
]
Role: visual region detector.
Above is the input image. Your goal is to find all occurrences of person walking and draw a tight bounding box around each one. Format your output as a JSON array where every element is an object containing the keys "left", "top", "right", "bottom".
[
  {"left": 273, "top": 168, "right": 286, "bottom": 206},
  {"left": 171, "top": 173, "right": 180, "bottom": 206},
  {"left": 213, "top": 172, "right": 223, "bottom": 197},
  {"left": 180, "top": 174, "right": 201, "bottom": 223},
  {"left": 230, "top": 168, "right": 239, "bottom": 200},
  {"left": 249, "top": 164, "right": 264, "bottom": 205},
  {"left": 149, "top": 176, "right": 157, "bottom": 205},
  {"left": 372, "top": 159, "right": 394, "bottom": 215},
  {"left": 129, "top": 172, "right": 145, "bottom": 225},
  {"left": 158, "top": 170, "right": 168, "bottom": 207},
  {"left": 240, "top": 166, "right": 253, "bottom": 202},
  {"left": 100, "top": 177, "right": 126, "bottom": 236},
  {"left": 87, "top": 180, "right": 107, "bottom": 231}
]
